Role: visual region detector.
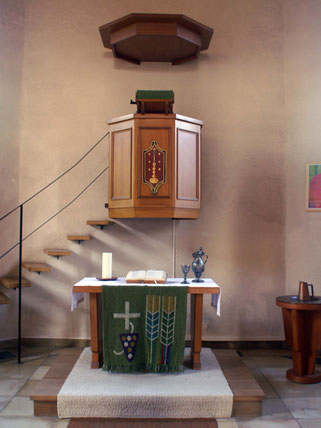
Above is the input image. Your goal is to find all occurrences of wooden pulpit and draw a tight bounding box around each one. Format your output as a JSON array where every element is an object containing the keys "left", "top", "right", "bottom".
[{"left": 107, "top": 113, "right": 202, "bottom": 219}]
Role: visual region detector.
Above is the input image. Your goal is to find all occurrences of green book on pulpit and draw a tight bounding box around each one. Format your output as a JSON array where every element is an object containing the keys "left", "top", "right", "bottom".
[
  {"left": 133, "top": 90, "right": 174, "bottom": 114},
  {"left": 102, "top": 285, "right": 188, "bottom": 373}
]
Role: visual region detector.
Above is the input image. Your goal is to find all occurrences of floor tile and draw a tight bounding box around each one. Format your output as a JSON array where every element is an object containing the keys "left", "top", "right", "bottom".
[
  {"left": 262, "top": 398, "right": 291, "bottom": 416},
  {"left": 52, "top": 419, "right": 71, "bottom": 427},
  {"left": 0, "top": 416, "right": 54, "bottom": 427},
  {"left": 42, "top": 354, "right": 58, "bottom": 366},
  {"left": 241, "top": 357, "right": 258, "bottom": 369},
  {"left": 282, "top": 397, "right": 321, "bottom": 418},
  {"left": 260, "top": 368, "right": 321, "bottom": 398},
  {"left": 0, "top": 360, "right": 17, "bottom": 367},
  {"left": 29, "top": 366, "right": 50, "bottom": 380},
  {"left": 0, "top": 364, "right": 38, "bottom": 379},
  {"left": 248, "top": 368, "right": 278, "bottom": 398},
  {"left": 252, "top": 356, "right": 293, "bottom": 369},
  {"left": 16, "top": 380, "right": 40, "bottom": 396},
  {"left": 213, "top": 349, "right": 238, "bottom": 357},
  {"left": 239, "top": 349, "right": 291, "bottom": 358},
  {"left": 297, "top": 418, "right": 321, "bottom": 427},
  {"left": 0, "top": 378, "right": 26, "bottom": 396},
  {"left": 270, "top": 380, "right": 321, "bottom": 399},
  {"left": 0, "top": 396, "right": 34, "bottom": 416},
  {"left": 217, "top": 418, "right": 239, "bottom": 427},
  {"left": 0, "top": 396, "right": 11, "bottom": 412},
  {"left": 260, "top": 367, "right": 290, "bottom": 381},
  {"left": 21, "top": 356, "right": 47, "bottom": 366},
  {"left": 237, "top": 415, "right": 301, "bottom": 427},
  {"left": 54, "top": 348, "right": 79, "bottom": 356},
  {"left": 20, "top": 345, "right": 53, "bottom": 357}
]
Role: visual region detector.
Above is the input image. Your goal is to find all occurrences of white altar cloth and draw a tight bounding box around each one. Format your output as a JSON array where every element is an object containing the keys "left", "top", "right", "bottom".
[{"left": 72, "top": 277, "right": 221, "bottom": 316}]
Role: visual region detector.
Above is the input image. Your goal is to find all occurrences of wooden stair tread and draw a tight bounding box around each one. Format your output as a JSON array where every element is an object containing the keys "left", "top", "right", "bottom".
[
  {"left": 213, "top": 350, "right": 266, "bottom": 401},
  {"left": 67, "top": 235, "right": 91, "bottom": 241},
  {"left": 22, "top": 263, "right": 51, "bottom": 272},
  {"left": 0, "top": 291, "right": 10, "bottom": 304},
  {"left": 45, "top": 363, "right": 78, "bottom": 379},
  {"left": 30, "top": 378, "right": 65, "bottom": 401},
  {"left": 0, "top": 277, "right": 31, "bottom": 289},
  {"left": 31, "top": 349, "right": 82, "bottom": 406},
  {"left": 45, "top": 349, "right": 83, "bottom": 380},
  {"left": 225, "top": 378, "right": 266, "bottom": 401},
  {"left": 86, "top": 220, "right": 110, "bottom": 226},
  {"left": 44, "top": 249, "right": 71, "bottom": 257}
]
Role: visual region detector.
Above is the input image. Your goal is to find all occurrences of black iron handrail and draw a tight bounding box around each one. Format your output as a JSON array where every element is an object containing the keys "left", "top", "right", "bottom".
[
  {"left": 0, "top": 131, "right": 109, "bottom": 223},
  {"left": 0, "top": 131, "right": 109, "bottom": 363},
  {"left": 0, "top": 166, "right": 108, "bottom": 260}
]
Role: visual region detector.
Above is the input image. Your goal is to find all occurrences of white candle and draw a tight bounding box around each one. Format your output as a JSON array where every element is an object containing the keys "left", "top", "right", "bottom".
[{"left": 102, "top": 253, "right": 112, "bottom": 278}]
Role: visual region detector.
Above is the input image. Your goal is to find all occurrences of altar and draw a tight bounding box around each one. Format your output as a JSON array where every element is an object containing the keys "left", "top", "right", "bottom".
[{"left": 72, "top": 277, "right": 220, "bottom": 370}]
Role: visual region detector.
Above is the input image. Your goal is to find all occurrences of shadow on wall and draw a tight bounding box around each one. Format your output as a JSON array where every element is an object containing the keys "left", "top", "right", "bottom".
[{"left": 231, "top": 154, "right": 285, "bottom": 338}]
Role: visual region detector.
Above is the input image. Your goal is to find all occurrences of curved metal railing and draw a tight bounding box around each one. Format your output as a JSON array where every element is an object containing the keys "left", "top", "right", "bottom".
[{"left": 0, "top": 131, "right": 110, "bottom": 363}]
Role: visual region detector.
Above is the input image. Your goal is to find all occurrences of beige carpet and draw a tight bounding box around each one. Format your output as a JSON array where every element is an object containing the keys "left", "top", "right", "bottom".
[{"left": 58, "top": 347, "right": 233, "bottom": 419}]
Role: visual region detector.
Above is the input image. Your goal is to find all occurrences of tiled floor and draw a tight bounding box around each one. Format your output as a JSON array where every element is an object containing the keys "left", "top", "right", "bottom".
[
  {"left": 0, "top": 346, "right": 320, "bottom": 427},
  {"left": 236, "top": 349, "right": 321, "bottom": 428}
]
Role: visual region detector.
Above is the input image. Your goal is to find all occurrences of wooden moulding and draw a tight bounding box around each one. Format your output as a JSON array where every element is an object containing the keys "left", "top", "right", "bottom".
[
  {"left": 107, "top": 113, "right": 203, "bottom": 126},
  {"left": 99, "top": 13, "right": 213, "bottom": 65},
  {"left": 107, "top": 207, "right": 200, "bottom": 219}
]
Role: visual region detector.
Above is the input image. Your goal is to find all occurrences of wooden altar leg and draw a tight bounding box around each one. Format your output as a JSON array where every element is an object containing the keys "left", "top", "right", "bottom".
[
  {"left": 190, "top": 294, "right": 203, "bottom": 370},
  {"left": 89, "top": 293, "right": 103, "bottom": 368}
]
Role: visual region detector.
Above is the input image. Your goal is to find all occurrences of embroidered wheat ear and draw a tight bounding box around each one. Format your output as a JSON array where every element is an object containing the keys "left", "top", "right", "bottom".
[
  {"left": 160, "top": 296, "right": 176, "bottom": 364},
  {"left": 145, "top": 295, "right": 160, "bottom": 364}
]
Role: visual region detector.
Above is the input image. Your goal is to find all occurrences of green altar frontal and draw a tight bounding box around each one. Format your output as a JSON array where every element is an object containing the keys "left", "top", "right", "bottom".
[{"left": 102, "top": 285, "right": 188, "bottom": 373}]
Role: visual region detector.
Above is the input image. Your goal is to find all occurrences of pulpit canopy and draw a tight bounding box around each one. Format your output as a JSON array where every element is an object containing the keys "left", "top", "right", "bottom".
[{"left": 99, "top": 13, "right": 213, "bottom": 65}]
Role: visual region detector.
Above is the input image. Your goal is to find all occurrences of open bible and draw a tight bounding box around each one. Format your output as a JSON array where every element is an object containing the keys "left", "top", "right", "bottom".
[{"left": 125, "top": 270, "right": 167, "bottom": 284}]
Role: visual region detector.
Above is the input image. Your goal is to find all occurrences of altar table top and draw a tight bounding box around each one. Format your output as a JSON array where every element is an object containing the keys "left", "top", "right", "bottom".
[{"left": 72, "top": 277, "right": 221, "bottom": 315}]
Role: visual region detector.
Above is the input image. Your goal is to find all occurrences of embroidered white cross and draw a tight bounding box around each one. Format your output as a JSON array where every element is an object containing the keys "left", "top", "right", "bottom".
[{"left": 114, "top": 301, "right": 141, "bottom": 331}]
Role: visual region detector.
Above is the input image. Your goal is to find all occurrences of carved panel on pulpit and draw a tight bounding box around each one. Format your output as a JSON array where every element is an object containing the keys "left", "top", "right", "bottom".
[{"left": 142, "top": 140, "right": 167, "bottom": 195}]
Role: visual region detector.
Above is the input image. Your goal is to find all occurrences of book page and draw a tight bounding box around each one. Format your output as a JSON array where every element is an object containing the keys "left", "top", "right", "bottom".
[
  {"left": 145, "top": 270, "right": 167, "bottom": 283},
  {"left": 125, "top": 270, "right": 146, "bottom": 282}
]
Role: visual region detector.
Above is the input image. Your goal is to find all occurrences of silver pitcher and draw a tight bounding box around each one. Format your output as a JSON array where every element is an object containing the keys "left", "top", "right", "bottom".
[{"left": 192, "top": 247, "right": 208, "bottom": 283}]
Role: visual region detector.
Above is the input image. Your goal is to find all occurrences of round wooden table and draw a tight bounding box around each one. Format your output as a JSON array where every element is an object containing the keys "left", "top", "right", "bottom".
[{"left": 276, "top": 296, "right": 321, "bottom": 384}]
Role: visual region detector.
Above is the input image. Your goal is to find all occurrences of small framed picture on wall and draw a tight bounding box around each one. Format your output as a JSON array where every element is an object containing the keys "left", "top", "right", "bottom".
[{"left": 306, "top": 164, "right": 321, "bottom": 211}]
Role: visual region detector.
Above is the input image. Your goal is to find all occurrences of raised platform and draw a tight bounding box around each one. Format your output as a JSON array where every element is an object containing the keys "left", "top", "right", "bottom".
[
  {"left": 58, "top": 348, "right": 233, "bottom": 419},
  {"left": 30, "top": 347, "right": 265, "bottom": 423}
]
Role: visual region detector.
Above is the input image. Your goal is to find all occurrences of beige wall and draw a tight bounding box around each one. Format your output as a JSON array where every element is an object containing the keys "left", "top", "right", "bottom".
[
  {"left": 0, "top": 0, "right": 25, "bottom": 338},
  {"left": 1, "top": 0, "right": 289, "bottom": 341},
  {"left": 284, "top": 0, "right": 321, "bottom": 295}
]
